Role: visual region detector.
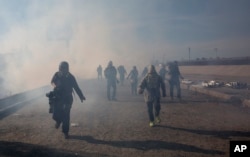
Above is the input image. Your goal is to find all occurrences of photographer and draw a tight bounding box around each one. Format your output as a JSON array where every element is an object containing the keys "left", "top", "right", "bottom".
[{"left": 50, "top": 61, "right": 86, "bottom": 139}]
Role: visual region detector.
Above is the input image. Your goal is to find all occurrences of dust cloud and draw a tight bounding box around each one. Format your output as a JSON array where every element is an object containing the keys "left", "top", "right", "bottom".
[{"left": 0, "top": 1, "right": 164, "bottom": 96}]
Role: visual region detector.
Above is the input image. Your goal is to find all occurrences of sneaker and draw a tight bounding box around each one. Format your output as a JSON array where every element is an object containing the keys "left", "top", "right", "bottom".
[
  {"left": 149, "top": 121, "right": 155, "bottom": 127},
  {"left": 155, "top": 117, "right": 161, "bottom": 123}
]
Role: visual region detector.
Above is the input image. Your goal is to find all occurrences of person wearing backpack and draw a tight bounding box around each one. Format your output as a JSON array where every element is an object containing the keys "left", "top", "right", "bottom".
[
  {"left": 104, "top": 61, "right": 118, "bottom": 101},
  {"left": 138, "top": 65, "right": 166, "bottom": 127},
  {"left": 168, "top": 61, "right": 184, "bottom": 101}
]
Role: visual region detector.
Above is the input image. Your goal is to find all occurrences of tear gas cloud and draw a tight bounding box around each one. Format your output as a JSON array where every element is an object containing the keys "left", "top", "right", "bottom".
[
  {"left": 0, "top": 1, "right": 160, "bottom": 95},
  {"left": 0, "top": 0, "right": 250, "bottom": 96}
]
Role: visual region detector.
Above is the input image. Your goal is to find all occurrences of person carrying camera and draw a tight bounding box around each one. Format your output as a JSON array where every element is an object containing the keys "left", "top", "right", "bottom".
[{"left": 50, "top": 61, "right": 86, "bottom": 139}]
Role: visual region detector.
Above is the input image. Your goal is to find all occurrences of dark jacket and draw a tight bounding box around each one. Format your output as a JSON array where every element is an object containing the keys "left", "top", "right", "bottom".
[
  {"left": 51, "top": 72, "right": 85, "bottom": 101},
  {"left": 127, "top": 69, "right": 139, "bottom": 82},
  {"left": 138, "top": 72, "right": 166, "bottom": 102},
  {"left": 104, "top": 65, "right": 117, "bottom": 81},
  {"left": 168, "top": 63, "right": 181, "bottom": 81}
]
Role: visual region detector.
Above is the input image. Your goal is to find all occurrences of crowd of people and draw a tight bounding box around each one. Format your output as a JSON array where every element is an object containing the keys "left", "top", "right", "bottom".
[
  {"left": 99, "top": 60, "right": 183, "bottom": 101},
  {"left": 47, "top": 60, "right": 184, "bottom": 139},
  {"left": 98, "top": 60, "right": 184, "bottom": 127}
]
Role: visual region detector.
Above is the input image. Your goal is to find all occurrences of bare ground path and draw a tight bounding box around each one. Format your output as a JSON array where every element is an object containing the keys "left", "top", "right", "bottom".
[{"left": 1, "top": 79, "right": 250, "bottom": 157}]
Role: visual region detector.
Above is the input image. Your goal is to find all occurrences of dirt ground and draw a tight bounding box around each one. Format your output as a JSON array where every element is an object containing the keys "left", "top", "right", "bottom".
[{"left": 1, "top": 77, "right": 250, "bottom": 157}]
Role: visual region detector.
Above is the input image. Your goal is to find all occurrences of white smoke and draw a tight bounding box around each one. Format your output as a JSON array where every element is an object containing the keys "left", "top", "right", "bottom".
[{"left": 0, "top": 0, "right": 249, "bottom": 95}]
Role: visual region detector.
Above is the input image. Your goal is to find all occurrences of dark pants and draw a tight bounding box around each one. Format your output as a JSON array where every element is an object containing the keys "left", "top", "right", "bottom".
[
  {"left": 131, "top": 80, "right": 138, "bottom": 95},
  {"left": 107, "top": 79, "right": 116, "bottom": 100},
  {"left": 169, "top": 79, "right": 181, "bottom": 99},
  {"left": 98, "top": 73, "right": 102, "bottom": 79},
  {"left": 120, "top": 75, "right": 125, "bottom": 85},
  {"left": 53, "top": 95, "right": 73, "bottom": 134},
  {"left": 147, "top": 98, "right": 161, "bottom": 122}
]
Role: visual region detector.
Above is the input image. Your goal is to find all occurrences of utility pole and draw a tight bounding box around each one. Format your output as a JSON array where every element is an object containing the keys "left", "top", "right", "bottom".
[{"left": 214, "top": 48, "right": 218, "bottom": 58}]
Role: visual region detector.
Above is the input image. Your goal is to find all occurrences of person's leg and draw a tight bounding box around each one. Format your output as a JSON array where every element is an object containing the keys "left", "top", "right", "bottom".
[
  {"left": 53, "top": 102, "right": 63, "bottom": 128},
  {"left": 176, "top": 81, "right": 181, "bottom": 99},
  {"left": 154, "top": 98, "right": 161, "bottom": 123},
  {"left": 121, "top": 75, "right": 124, "bottom": 85},
  {"left": 169, "top": 81, "right": 174, "bottom": 100},
  {"left": 62, "top": 104, "right": 71, "bottom": 138},
  {"left": 154, "top": 98, "right": 161, "bottom": 117},
  {"left": 112, "top": 81, "right": 117, "bottom": 100},
  {"left": 131, "top": 83, "right": 134, "bottom": 95},
  {"left": 147, "top": 101, "right": 154, "bottom": 126},
  {"left": 132, "top": 84, "right": 136, "bottom": 95},
  {"left": 107, "top": 80, "right": 111, "bottom": 100},
  {"left": 133, "top": 81, "right": 138, "bottom": 95}
]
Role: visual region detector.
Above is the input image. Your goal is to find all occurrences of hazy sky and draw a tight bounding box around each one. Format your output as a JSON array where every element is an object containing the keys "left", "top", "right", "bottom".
[{"left": 0, "top": 0, "right": 250, "bottom": 93}]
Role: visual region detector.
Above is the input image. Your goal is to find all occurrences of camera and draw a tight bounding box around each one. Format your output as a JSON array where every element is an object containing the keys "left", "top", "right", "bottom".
[
  {"left": 46, "top": 91, "right": 55, "bottom": 99},
  {"left": 46, "top": 91, "right": 57, "bottom": 113}
]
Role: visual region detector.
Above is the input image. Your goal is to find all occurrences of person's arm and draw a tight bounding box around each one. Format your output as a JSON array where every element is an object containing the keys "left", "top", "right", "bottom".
[
  {"left": 176, "top": 67, "right": 184, "bottom": 80},
  {"left": 127, "top": 71, "right": 131, "bottom": 79},
  {"left": 51, "top": 72, "right": 58, "bottom": 88},
  {"left": 72, "top": 76, "right": 86, "bottom": 102},
  {"left": 138, "top": 76, "right": 147, "bottom": 94},
  {"left": 178, "top": 70, "right": 184, "bottom": 79}
]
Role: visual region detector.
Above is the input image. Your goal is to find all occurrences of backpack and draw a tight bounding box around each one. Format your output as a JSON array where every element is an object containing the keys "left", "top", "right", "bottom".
[{"left": 168, "top": 63, "right": 179, "bottom": 76}]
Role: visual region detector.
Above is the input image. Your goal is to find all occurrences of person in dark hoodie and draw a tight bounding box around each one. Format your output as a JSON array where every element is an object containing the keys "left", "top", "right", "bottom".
[
  {"left": 104, "top": 61, "right": 118, "bottom": 101},
  {"left": 138, "top": 65, "right": 166, "bottom": 127},
  {"left": 168, "top": 61, "right": 183, "bottom": 101},
  {"left": 51, "top": 61, "right": 86, "bottom": 139},
  {"left": 127, "top": 66, "right": 139, "bottom": 95}
]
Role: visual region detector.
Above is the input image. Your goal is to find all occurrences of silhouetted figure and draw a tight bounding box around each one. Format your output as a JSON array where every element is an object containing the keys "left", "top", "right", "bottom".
[
  {"left": 138, "top": 65, "right": 166, "bottom": 127},
  {"left": 127, "top": 66, "right": 139, "bottom": 95},
  {"left": 158, "top": 64, "right": 168, "bottom": 81},
  {"left": 97, "top": 65, "right": 102, "bottom": 80},
  {"left": 117, "top": 65, "right": 127, "bottom": 85},
  {"left": 104, "top": 61, "right": 118, "bottom": 101},
  {"left": 141, "top": 66, "right": 148, "bottom": 79},
  {"left": 50, "top": 61, "right": 86, "bottom": 139},
  {"left": 168, "top": 61, "right": 183, "bottom": 101}
]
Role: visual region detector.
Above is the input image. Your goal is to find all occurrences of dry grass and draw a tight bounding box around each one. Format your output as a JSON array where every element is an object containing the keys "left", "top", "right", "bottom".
[{"left": 179, "top": 65, "right": 250, "bottom": 83}]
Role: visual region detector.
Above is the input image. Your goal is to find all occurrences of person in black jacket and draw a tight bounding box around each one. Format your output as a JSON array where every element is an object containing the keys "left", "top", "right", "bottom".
[
  {"left": 127, "top": 66, "right": 139, "bottom": 95},
  {"left": 104, "top": 61, "right": 118, "bottom": 101},
  {"left": 168, "top": 61, "right": 184, "bottom": 100},
  {"left": 51, "top": 61, "right": 86, "bottom": 139}
]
